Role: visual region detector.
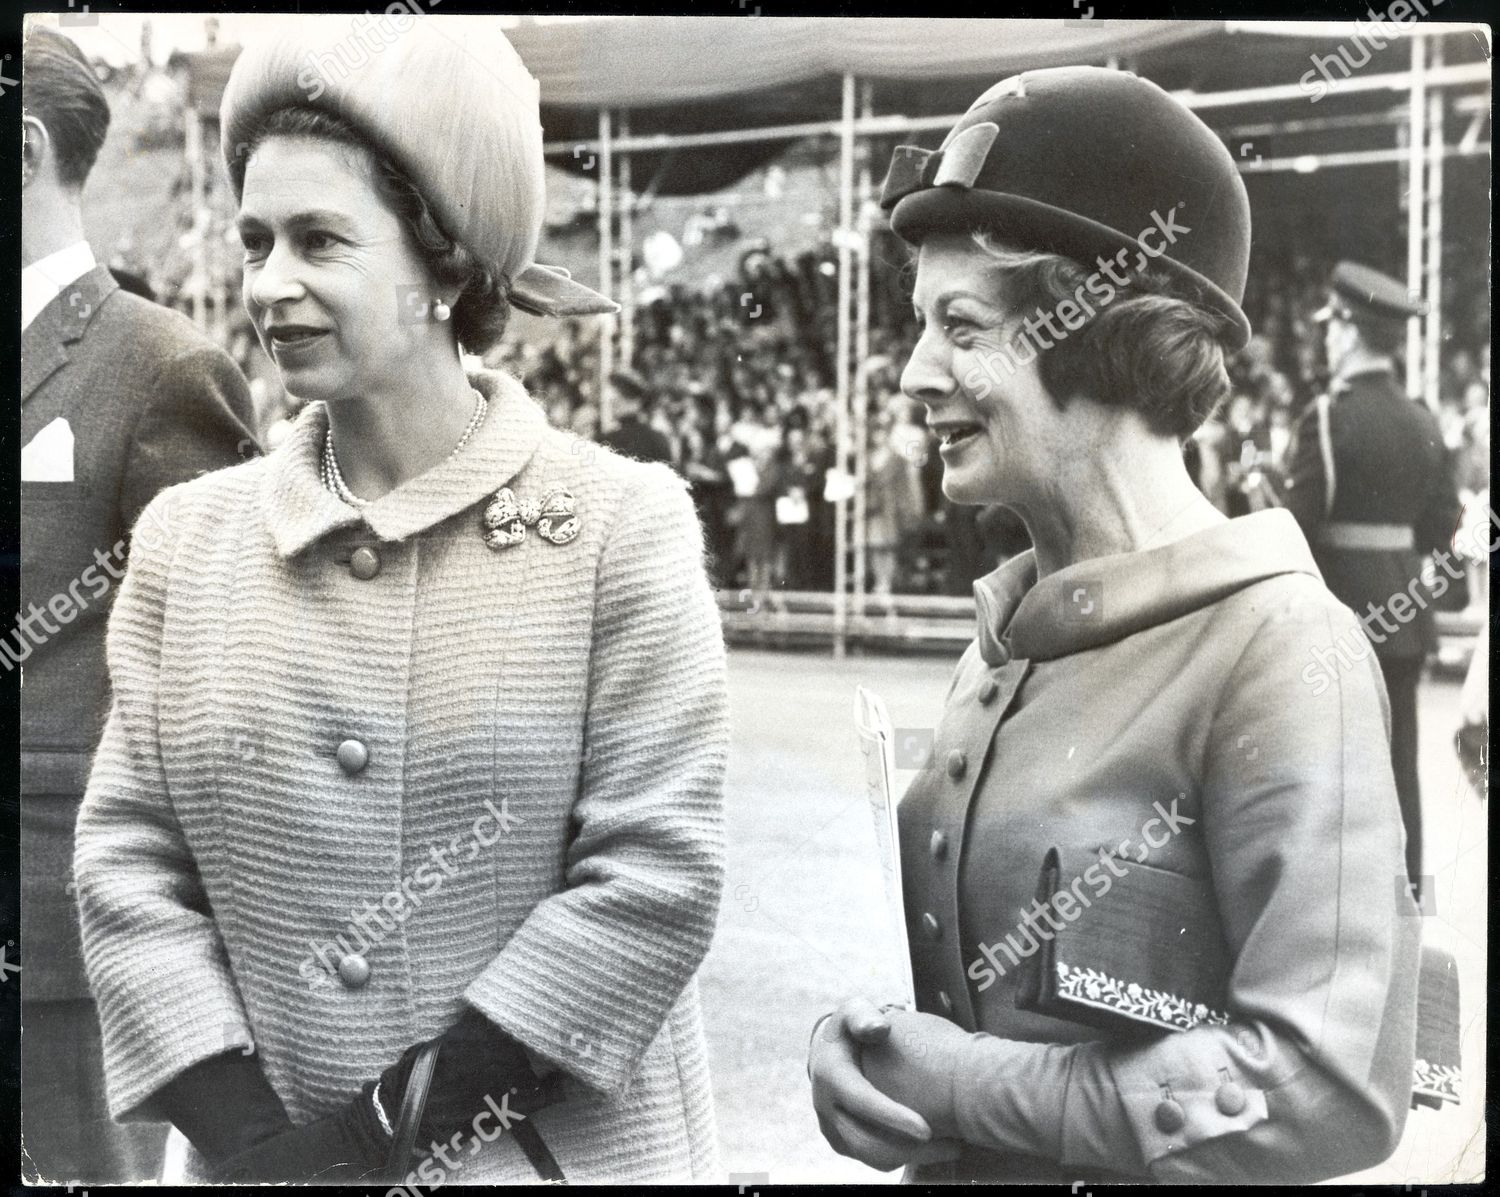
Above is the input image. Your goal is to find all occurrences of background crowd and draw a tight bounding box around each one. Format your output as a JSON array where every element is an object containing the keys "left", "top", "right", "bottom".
[
  {"left": 88, "top": 40, "right": 1490, "bottom": 602},
  {"left": 494, "top": 242, "right": 1490, "bottom": 599}
]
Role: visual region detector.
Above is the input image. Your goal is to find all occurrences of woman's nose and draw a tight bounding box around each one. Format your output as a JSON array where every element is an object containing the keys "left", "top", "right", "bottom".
[
  {"left": 900, "top": 328, "right": 957, "bottom": 404},
  {"left": 246, "top": 243, "right": 305, "bottom": 311}
]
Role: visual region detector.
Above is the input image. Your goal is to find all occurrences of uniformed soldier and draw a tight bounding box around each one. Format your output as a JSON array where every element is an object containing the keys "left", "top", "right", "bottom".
[{"left": 1284, "top": 260, "right": 1462, "bottom": 890}]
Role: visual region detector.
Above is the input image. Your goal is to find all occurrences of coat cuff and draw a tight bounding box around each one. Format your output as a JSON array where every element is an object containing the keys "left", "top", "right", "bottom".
[
  {"left": 1105, "top": 1031, "right": 1270, "bottom": 1167},
  {"left": 461, "top": 908, "right": 692, "bottom": 1098},
  {"left": 99, "top": 989, "right": 255, "bottom": 1123}
]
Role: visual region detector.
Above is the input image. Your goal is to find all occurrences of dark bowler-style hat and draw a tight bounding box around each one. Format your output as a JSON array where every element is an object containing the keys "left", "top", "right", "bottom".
[
  {"left": 880, "top": 66, "right": 1253, "bottom": 349},
  {"left": 1312, "top": 261, "right": 1426, "bottom": 325}
]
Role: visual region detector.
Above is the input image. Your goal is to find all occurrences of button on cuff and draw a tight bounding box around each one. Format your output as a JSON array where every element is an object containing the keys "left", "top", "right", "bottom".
[
  {"left": 1110, "top": 1067, "right": 1271, "bottom": 1167},
  {"left": 1153, "top": 1097, "right": 1186, "bottom": 1134},
  {"left": 1214, "top": 1080, "right": 1247, "bottom": 1116}
]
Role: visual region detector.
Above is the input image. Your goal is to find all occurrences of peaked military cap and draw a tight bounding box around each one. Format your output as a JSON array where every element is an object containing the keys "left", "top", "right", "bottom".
[{"left": 1312, "top": 260, "right": 1427, "bottom": 325}]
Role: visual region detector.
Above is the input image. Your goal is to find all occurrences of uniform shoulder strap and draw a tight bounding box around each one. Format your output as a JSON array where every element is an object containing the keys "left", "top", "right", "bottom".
[{"left": 1315, "top": 391, "right": 1337, "bottom": 519}]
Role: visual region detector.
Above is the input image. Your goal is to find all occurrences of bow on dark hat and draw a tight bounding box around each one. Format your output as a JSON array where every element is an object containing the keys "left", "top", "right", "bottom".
[
  {"left": 879, "top": 66, "right": 1254, "bottom": 350},
  {"left": 880, "top": 124, "right": 1001, "bottom": 211}
]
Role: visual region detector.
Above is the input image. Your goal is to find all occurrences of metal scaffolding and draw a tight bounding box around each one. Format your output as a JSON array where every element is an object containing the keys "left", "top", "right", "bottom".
[{"left": 556, "top": 32, "right": 1488, "bottom": 654}]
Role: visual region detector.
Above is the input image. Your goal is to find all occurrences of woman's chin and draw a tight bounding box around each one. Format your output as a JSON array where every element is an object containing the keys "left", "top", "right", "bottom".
[
  {"left": 273, "top": 366, "right": 338, "bottom": 405},
  {"left": 940, "top": 461, "right": 998, "bottom": 507}
]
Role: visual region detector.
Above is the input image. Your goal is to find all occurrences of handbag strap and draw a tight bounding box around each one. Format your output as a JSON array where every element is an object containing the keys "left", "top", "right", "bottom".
[
  {"left": 513, "top": 1117, "right": 568, "bottom": 1183},
  {"left": 386, "top": 1039, "right": 441, "bottom": 1180},
  {"left": 384, "top": 1041, "right": 568, "bottom": 1184}
]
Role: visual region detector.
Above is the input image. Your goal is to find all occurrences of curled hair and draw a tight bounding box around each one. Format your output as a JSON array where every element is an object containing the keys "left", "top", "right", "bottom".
[
  {"left": 229, "top": 106, "right": 510, "bottom": 353},
  {"left": 968, "top": 233, "right": 1236, "bottom": 440}
]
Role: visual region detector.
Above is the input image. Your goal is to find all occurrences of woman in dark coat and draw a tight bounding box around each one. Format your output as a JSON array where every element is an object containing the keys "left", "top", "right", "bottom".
[{"left": 808, "top": 67, "right": 1418, "bottom": 1185}]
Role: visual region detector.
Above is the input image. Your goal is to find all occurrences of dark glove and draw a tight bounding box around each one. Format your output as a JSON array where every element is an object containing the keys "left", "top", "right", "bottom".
[
  {"left": 212, "top": 1078, "right": 390, "bottom": 1184},
  {"left": 154, "top": 1049, "right": 295, "bottom": 1170},
  {"left": 377, "top": 1004, "right": 561, "bottom": 1154}
]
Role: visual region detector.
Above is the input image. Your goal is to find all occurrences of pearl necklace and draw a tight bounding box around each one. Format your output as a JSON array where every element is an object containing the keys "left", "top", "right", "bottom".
[{"left": 321, "top": 388, "right": 489, "bottom": 508}]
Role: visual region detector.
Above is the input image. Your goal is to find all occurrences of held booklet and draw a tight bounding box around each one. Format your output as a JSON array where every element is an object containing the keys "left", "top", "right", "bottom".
[{"left": 854, "top": 685, "right": 916, "bottom": 1009}]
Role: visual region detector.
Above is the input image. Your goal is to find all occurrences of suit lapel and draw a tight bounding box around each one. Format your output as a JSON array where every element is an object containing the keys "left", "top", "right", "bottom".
[
  {"left": 21, "top": 265, "right": 120, "bottom": 406},
  {"left": 21, "top": 305, "right": 69, "bottom": 405}
]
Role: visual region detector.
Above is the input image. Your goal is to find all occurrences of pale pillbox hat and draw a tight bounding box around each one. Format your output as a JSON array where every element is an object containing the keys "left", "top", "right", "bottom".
[{"left": 220, "top": 14, "right": 618, "bottom": 318}]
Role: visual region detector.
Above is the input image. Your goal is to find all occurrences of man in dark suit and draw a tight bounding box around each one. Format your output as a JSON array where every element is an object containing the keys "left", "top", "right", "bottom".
[
  {"left": 17, "top": 25, "right": 255, "bottom": 1184},
  {"left": 1284, "top": 261, "right": 1460, "bottom": 894},
  {"left": 598, "top": 368, "right": 674, "bottom": 466}
]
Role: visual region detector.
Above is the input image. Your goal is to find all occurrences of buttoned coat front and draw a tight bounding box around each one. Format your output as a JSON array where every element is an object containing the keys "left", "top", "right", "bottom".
[
  {"left": 895, "top": 510, "right": 1419, "bottom": 1184},
  {"left": 73, "top": 369, "right": 729, "bottom": 1183}
]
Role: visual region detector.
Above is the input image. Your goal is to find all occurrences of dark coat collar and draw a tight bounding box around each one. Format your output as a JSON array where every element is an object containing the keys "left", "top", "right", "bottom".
[
  {"left": 972, "top": 508, "right": 1322, "bottom": 664},
  {"left": 262, "top": 368, "right": 548, "bottom": 558}
]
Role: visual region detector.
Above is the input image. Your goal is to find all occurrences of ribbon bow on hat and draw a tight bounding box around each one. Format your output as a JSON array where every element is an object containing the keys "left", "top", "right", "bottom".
[
  {"left": 483, "top": 486, "right": 580, "bottom": 550},
  {"left": 879, "top": 122, "right": 1000, "bottom": 212}
]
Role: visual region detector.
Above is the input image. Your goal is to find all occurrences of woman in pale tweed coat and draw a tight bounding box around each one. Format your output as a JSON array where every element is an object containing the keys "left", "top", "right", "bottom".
[{"left": 72, "top": 18, "right": 728, "bottom": 1186}]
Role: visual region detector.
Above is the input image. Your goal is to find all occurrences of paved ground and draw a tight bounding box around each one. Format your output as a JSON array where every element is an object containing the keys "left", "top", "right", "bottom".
[{"left": 700, "top": 647, "right": 1487, "bottom": 1185}]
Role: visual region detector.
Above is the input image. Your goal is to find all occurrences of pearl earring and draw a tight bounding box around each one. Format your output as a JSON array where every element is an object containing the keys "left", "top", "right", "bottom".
[{"left": 433, "top": 300, "right": 452, "bottom": 323}]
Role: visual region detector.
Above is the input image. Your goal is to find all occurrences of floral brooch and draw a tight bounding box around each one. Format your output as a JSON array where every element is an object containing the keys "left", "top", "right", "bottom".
[{"left": 483, "top": 486, "right": 580, "bottom": 550}]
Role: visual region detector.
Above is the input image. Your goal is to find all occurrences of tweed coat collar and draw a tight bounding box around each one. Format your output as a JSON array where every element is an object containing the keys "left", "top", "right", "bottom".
[
  {"left": 262, "top": 367, "right": 547, "bottom": 557},
  {"left": 21, "top": 264, "right": 119, "bottom": 404},
  {"left": 972, "top": 507, "right": 1321, "bottom": 665}
]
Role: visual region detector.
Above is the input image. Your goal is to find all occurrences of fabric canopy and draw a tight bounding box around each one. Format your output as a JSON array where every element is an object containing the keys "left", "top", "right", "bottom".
[
  {"left": 506, "top": 17, "right": 1224, "bottom": 109},
  {"left": 515, "top": 17, "right": 1227, "bottom": 194},
  {"left": 173, "top": 17, "right": 1230, "bottom": 194}
]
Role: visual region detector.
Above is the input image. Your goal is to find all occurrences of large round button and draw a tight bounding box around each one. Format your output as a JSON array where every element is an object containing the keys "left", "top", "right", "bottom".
[
  {"left": 350, "top": 546, "right": 381, "bottom": 580},
  {"left": 929, "top": 830, "right": 948, "bottom": 860},
  {"left": 945, "top": 749, "right": 967, "bottom": 779},
  {"left": 337, "top": 953, "right": 371, "bottom": 989},
  {"left": 336, "top": 738, "right": 369, "bottom": 775},
  {"left": 1153, "top": 1098, "right": 1186, "bottom": 1134},
  {"left": 977, "top": 678, "right": 999, "bottom": 705},
  {"left": 937, "top": 989, "right": 953, "bottom": 1014},
  {"left": 1214, "top": 1081, "right": 1247, "bottom": 1116},
  {"left": 921, "top": 912, "right": 942, "bottom": 940}
]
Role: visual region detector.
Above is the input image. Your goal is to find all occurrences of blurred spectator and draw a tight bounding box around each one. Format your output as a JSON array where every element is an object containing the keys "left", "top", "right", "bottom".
[
  {"left": 599, "top": 368, "right": 674, "bottom": 465},
  {"left": 680, "top": 418, "right": 735, "bottom": 587},
  {"left": 731, "top": 431, "right": 781, "bottom": 595},
  {"left": 865, "top": 407, "right": 926, "bottom": 596}
]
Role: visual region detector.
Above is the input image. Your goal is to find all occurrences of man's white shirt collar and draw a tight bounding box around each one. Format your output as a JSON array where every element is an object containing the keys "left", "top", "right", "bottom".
[{"left": 22, "top": 241, "right": 97, "bottom": 332}]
